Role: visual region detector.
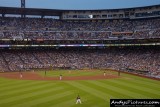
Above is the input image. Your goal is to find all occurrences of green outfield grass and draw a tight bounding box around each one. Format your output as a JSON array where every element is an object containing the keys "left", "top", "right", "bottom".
[
  {"left": 0, "top": 70, "right": 159, "bottom": 107},
  {"left": 37, "top": 69, "right": 107, "bottom": 77}
]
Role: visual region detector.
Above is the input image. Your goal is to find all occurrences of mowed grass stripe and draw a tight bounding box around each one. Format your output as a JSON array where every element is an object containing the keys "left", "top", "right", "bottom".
[
  {"left": 51, "top": 92, "right": 106, "bottom": 107},
  {"left": 0, "top": 78, "right": 15, "bottom": 84},
  {"left": 0, "top": 79, "right": 32, "bottom": 89},
  {"left": 67, "top": 88, "right": 107, "bottom": 107},
  {"left": 49, "top": 90, "right": 93, "bottom": 107},
  {"left": 50, "top": 95, "right": 92, "bottom": 107},
  {"left": 88, "top": 80, "right": 152, "bottom": 98},
  {"left": 10, "top": 87, "right": 68, "bottom": 107},
  {"left": 103, "top": 79, "right": 160, "bottom": 97},
  {"left": 0, "top": 81, "right": 53, "bottom": 94},
  {"left": 34, "top": 92, "right": 75, "bottom": 107},
  {"left": 0, "top": 86, "right": 65, "bottom": 107},
  {"left": 86, "top": 80, "right": 148, "bottom": 98},
  {"left": 85, "top": 80, "right": 136, "bottom": 98},
  {"left": 120, "top": 73, "right": 160, "bottom": 86},
  {"left": 80, "top": 80, "right": 133, "bottom": 98},
  {"left": 120, "top": 78, "right": 160, "bottom": 91},
  {"left": 66, "top": 81, "right": 112, "bottom": 101},
  {"left": 133, "top": 77, "right": 160, "bottom": 85},
  {"left": 28, "top": 84, "right": 87, "bottom": 107},
  {"left": 114, "top": 78, "right": 160, "bottom": 91},
  {"left": 12, "top": 91, "right": 73, "bottom": 107},
  {"left": 0, "top": 82, "right": 61, "bottom": 104},
  {"left": 70, "top": 95, "right": 97, "bottom": 107},
  {"left": 51, "top": 98, "right": 76, "bottom": 107},
  {"left": 38, "top": 70, "right": 102, "bottom": 77},
  {"left": 0, "top": 82, "right": 58, "bottom": 100},
  {"left": 70, "top": 94, "right": 107, "bottom": 107},
  {"left": 92, "top": 103, "right": 109, "bottom": 107},
  {"left": 0, "top": 79, "right": 52, "bottom": 89},
  {"left": 0, "top": 80, "right": 56, "bottom": 93}
]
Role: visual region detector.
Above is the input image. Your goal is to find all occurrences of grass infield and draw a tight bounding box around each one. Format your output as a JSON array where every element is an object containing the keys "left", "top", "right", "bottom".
[{"left": 0, "top": 69, "right": 159, "bottom": 107}]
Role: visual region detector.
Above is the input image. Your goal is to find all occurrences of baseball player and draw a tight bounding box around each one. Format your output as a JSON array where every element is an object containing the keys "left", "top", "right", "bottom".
[
  {"left": 45, "top": 70, "right": 46, "bottom": 76},
  {"left": 20, "top": 72, "right": 23, "bottom": 78},
  {"left": 76, "top": 95, "right": 82, "bottom": 104},
  {"left": 103, "top": 71, "right": 106, "bottom": 76},
  {"left": 60, "top": 74, "right": 62, "bottom": 80}
]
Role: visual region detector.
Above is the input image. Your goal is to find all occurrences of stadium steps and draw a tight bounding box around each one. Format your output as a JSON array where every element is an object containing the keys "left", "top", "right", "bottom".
[
  {"left": 45, "top": 52, "right": 54, "bottom": 61},
  {"left": 0, "top": 53, "right": 11, "bottom": 71},
  {"left": 17, "top": 53, "right": 25, "bottom": 64},
  {"left": 32, "top": 52, "right": 43, "bottom": 65}
]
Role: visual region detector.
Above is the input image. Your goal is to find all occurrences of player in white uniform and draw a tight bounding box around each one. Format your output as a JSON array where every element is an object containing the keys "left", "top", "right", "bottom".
[
  {"left": 103, "top": 71, "right": 106, "bottom": 76},
  {"left": 60, "top": 74, "right": 62, "bottom": 80},
  {"left": 76, "top": 95, "right": 82, "bottom": 104},
  {"left": 20, "top": 72, "right": 23, "bottom": 78}
]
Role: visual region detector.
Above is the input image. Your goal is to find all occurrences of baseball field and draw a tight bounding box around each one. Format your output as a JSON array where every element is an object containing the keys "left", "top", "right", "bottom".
[{"left": 0, "top": 69, "right": 159, "bottom": 107}]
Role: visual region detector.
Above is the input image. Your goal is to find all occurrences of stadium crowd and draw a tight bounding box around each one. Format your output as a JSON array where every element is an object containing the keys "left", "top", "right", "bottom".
[
  {"left": 0, "top": 17, "right": 159, "bottom": 79},
  {"left": 0, "top": 17, "right": 160, "bottom": 40},
  {"left": 0, "top": 48, "right": 159, "bottom": 78}
]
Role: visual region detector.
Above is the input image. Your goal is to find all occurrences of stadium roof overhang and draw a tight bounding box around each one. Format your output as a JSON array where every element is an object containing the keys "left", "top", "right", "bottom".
[
  {"left": 0, "top": 7, "right": 63, "bottom": 16},
  {"left": 0, "top": 4, "right": 160, "bottom": 17}
]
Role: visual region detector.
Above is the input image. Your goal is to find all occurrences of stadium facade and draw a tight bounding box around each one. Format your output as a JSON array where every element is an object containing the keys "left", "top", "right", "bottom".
[{"left": 0, "top": 5, "right": 159, "bottom": 79}]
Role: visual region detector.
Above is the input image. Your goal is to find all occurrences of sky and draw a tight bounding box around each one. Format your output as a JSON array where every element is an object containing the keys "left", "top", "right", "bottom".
[{"left": 0, "top": 0, "right": 160, "bottom": 10}]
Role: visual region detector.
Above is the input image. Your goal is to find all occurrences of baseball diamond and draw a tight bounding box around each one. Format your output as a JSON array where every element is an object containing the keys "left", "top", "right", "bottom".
[{"left": 0, "top": 70, "right": 160, "bottom": 107}]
